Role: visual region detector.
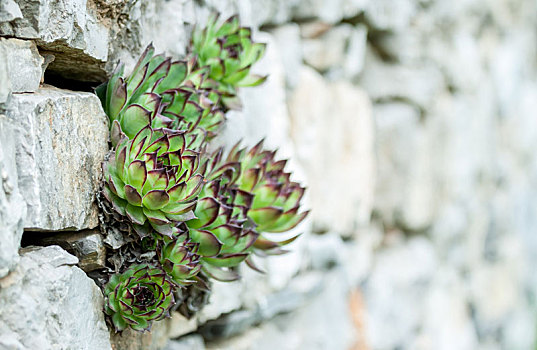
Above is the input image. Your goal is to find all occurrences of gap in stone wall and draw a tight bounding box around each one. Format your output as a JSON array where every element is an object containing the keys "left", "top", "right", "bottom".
[
  {"left": 20, "top": 229, "right": 106, "bottom": 273},
  {"left": 42, "top": 70, "right": 102, "bottom": 92}
]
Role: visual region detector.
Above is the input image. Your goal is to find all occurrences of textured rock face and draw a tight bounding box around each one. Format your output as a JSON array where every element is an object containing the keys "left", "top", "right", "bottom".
[
  {"left": 0, "top": 0, "right": 110, "bottom": 81},
  {"left": 0, "top": 38, "right": 43, "bottom": 93},
  {"left": 0, "top": 113, "right": 27, "bottom": 278},
  {"left": 4, "top": 87, "right": 109, "bottom": 231},
  {"left": 0, "top": 245, "right": 112, "bottom": 350},
  {"left": 289, "top": 67, "right": 375, "bottom": 235}
]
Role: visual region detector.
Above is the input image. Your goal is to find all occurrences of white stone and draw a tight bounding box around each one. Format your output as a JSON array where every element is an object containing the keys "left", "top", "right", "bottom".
[
  {"left": 0, "top": 38, "right": 43, "bottom": 93},
  {"left": 0, "top": 0, "right": 109, "bottom": 81},
  {"left": 288, "top": 66, "right": 375, "bottom": 235},
  {"left": 363, "top": 236, "right": 437, "bottom": 349},
  {"left": 343, "top": 24, "right": 368, "bottom": 79},
  {"left": 0, "top": 112, "right": 26, "bottom": 278},
  {"left": 206, "top": 270, "right": 354, "bottom": 350},
  {"left": 365, "top": 0, "right": 417, "bottom": 31},
  {"left": 0, "top": 0, "right": 22, "bottom": 22},
  {"left": 0, "top": 245, "right": 111, "bottom": 350},
  {"left": 4, "top": 87, "right": 109, "bottom": 231},
  {"left": 270, "top": 24, "right": 302, "bottom": 88},
  {"left": 0, "top": 42, "right": 10, "bottom": 105},
  {"left": 412, "top": 268, "right": 478, "bottom": 350},
  {"left": 373, "top": 102, "right": 436, "bottom": 231},
  {"left": 359, "top": 50, "right": 445, "bottom": 109},
  {"left": 164, "top": 335, "right": 206, "bottom": 350},
  {"left": 302, "top": 25, "right": 352, "bottom": 72},
  {"left": 291, "top": 0, "right": 368, "bottom": 24}
]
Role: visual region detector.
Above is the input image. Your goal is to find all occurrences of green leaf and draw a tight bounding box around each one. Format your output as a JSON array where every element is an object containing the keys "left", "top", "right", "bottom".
[
  {"left": 120, "top": 105, "right": 151, "bottom": 139},
  {"left": 142, "top": 190, "right": 170, "bottom": 210},
  {"left": 202, "top": 253, "right": 248, "bottom": 268},
  {"left": 127, "top": 160, "right": 147, "bottom": 191},
  {"left": 126, "top": 203, "right": 146, "bottom": 225},
  {"left": 124, "top": 185, "right": 143, "bottom": 206},
  {"left": 189, "top": 229, "right": 222, "bottom": 256},
  {"left": 188, "top": 197, "right": 219, "bottom": 229},
  {"left": 201, "top": 264, "right": 240, "bottom": 282}
]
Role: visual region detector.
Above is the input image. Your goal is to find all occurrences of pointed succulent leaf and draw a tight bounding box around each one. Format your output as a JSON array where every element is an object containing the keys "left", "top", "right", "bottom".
[
  {"left": 201, "top": 264, "right": 240, "bottom": 282},
  {"left": 124, "top": 185, "right": 143, "bottom": 206},
  {"left": 127, "top": 160, "right": 147, "bottom": 191},
  {"left": 142, "top": 190, "right": 170, "bottom": 210},
  {"left": 202, "top": 253, "right": 248, "bottom": 268},
  {"left": 189, "top": 229, "right": 222, "bottom": 256},
  {"left": 120, "top": 105, "right": 151, "bottom": 139},
  {"left": 187, "top": 197, "right": 220, "bottom": 228}
]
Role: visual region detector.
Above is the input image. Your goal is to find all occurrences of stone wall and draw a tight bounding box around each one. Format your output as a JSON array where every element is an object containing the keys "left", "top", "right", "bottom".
[{"left": 1, "top": 0, "right": 536, "bottom": 349}]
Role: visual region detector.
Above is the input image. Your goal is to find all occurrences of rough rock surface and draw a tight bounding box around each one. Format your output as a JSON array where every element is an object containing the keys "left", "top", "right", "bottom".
[
  {"left": 0, "top": 245, "right": 111, "bottom": 350},
  {"left": 0, "top": 0, "right": 110, "bottom": 81},
  {"left": 4, "top": 87, "right": 109, "bottom": 231},
  {"left": 0, "top": 112, "right": 26, "bottom": 278},
  {"left": 0, "top": 38, "right": 43, "bottom": 93},
  {"left": 288, "top": 66, "right": 375, "bottom": 235}
]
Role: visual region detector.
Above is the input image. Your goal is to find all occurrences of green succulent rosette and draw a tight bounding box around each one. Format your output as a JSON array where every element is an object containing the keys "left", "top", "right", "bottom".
[
  {"left": 104, "top": 264, "right": 175, "bottom": 332},
  {"left": 175, "top": 150, "right": 256, "bottom": 281},
  {"left": 190, "top": 14, "right": 267, "bottom": 109},
  {"left": 102, "top": 125, "right": 204, "bottom": 238},
  {"left": 96, "top": 44, "right": 224, "bottom": 149},
  {"left": 158, "top": 235, "right": 202, "bottom": 285},
  {"left": 225, "top": 141, "right": 309, "bottom": 253}
]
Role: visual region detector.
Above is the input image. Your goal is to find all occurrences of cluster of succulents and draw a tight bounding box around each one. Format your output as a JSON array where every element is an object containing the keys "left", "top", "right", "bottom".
[{"left": 96, "top": 14, "right": 308, "bottom": 332}]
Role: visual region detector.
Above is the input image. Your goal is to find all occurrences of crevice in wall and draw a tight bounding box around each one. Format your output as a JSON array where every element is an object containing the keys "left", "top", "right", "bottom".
[
  {"left": 42, "top": 70, "right": 102, "bottom": 92},
  {"left": 20, "top": 229, "right": 106, "bottom": 272}
]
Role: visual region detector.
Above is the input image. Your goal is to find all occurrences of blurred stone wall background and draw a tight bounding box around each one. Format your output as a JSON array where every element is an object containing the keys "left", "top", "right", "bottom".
[{"left": 1, "top": 0, "right": 537, "bottom": 349}]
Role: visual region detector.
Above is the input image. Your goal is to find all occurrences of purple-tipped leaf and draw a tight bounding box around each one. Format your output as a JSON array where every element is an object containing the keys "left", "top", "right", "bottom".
[
  {"left": 248, "top": 207, "right": 283, "bottom": 228},
  {"left": 201, "top": 264, "right": 240, "bottom": 282},
  {"left": 202, "top": 253, "right": 248, "bottom": 268},
  {"left": 120, "top": 104, "right": 151, "bottom": 139},
  {"left": 142, "top": 190, "right": 170, "bottom": 210},
  {"left": 127, "top": 160, "right": 147, "bottom": 191},
  {"left": 190, "top": 229, "right": 222, "bottom": 257},
  {"left": 264, "top": 209, "right": 309, "bottom": 233},
  {"left": 124, "top": 184, "right": 143, "bottom": 206},
  {"left": 109, "top": 77, "right": 127, "bottom": 120},
  {"left": 187, "top": 197, "right": 220, "bottom": 228}
]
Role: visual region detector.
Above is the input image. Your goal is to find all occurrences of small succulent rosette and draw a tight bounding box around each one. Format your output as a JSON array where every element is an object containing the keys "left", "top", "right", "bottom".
[
  {"left": 190, "top": 14, "right": 267, "bottom": 108},
  {"left": 104, "top": 264, "right": 175, "bottom": 332},
  {"left": 219, "top": 141, "right": 309, "bottom": 253},
  {"left": 158, "top": 235, "right": 202, "bottom": 286},
  {"left": 96, "top": 44, "right": 223, "bottom": 149}
]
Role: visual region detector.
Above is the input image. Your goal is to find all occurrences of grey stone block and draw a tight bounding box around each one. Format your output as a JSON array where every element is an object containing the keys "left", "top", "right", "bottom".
[{"left": 4, "top": 87, "right": 109, "bottom": 231}]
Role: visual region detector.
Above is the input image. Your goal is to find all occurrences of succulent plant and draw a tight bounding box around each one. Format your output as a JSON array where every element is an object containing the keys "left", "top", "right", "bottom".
[
  {"left": 190, "top": 14, "right": 267, "bottom": 109},
  {"left": 102, "top": 125, "right": 204, "bottom": 238},
  {"left": 173, "top": 150, "right": 255, "bottom": 281},
  {"left": 104, "top": 264, "right": 175, "bottom": 332},
  {"left": 96, "top": 44, "right": 224, "bottom": 148},
  {"left": 158, "top": 234, "right": 202, "bottom": 285},
  {"left": 95, "top": 14, "right": 306, "bottom": 331},
  {"left": 225, "top": 141, "right": 309, "bottom": 253}
]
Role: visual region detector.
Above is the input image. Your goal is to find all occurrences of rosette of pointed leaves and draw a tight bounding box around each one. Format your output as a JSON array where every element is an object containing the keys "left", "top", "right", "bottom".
[
  {"left": 157, "top": 85, "right": 225, "bottom": 143},
  {"left": 190, "top": 14, "right": 267, "bottom": 108},
  {"left": 104, "top": 264, "right": 175, "bottom": 332},
  {"left": 102, "top": 125, "right": 204, "bottom": 238},
  {"left": 182, "top": 150, "right": 258, "bottom": 281},
  {"left": 96, "top": 44, "right": 224, "bottom": 147},
  {"left": 158, "top": 235, "right": 202, "bottom": 285},
  {"left": 226, "top": 141, "right": 309, "bottom": 253}
]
